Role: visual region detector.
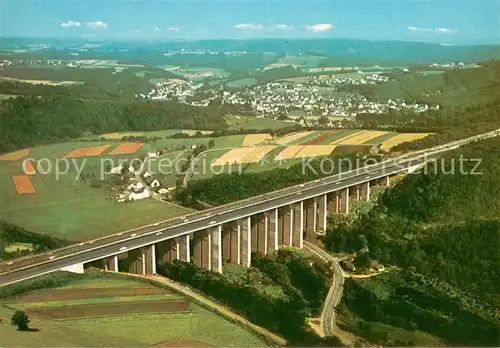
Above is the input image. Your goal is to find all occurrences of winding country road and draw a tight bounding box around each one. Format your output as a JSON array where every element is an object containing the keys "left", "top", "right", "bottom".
[{"left": 304, "top": 241, "right": 345, "bottom": 337}]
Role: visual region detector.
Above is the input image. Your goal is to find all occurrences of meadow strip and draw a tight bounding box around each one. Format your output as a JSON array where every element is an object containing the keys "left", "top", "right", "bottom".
[
  {"left": 0, "top": 148, "right": 30, "bottom": 161},
  {"left": 294, "top": 145, "right": 337, "bottom": 158},
  {"left": 239, "top": 146, "right": 277, "bottom": 163},
  {"left": 330, "top": 130, "right": 367, "bottom": 145},
  {"left": 15, "top": 286, "right": 169, "bottom": 302},
  {"left": 22, "top": 160, "right": 36, "bottom": 175},
  {"left": 242, "top": 134, "right": 272, "bottom": 146},
  {"left": 64, "top": 144, "right": 112, "bottom": 158},
  {"left": 346, "top": 130, "right": 389, "bottom": 144},
  {"left": 275, "top": 131, "right": 315, "bottom": 145},
  {"left": 274, "top": 146, "right": 304, "bottom": 161},
  {"left": 211, "top": 147, "right": 256, "bottom": 166},
  {"left": 26, "top": 299, "right": 190, "bottom": 320},
  {"left": 109, "top": 143, "right": 144, "bottom": 155},
  {"left": 299, "top": 132, "right": 332, "bottom": 145},
  {"left": 380, "top": 133, "right": 432, "bottom": 151},
  {"left": 102, "top": 132, "right": 144, "bottom": 139},
  {"left": 12, "top": 175, "right": 36, "bottom": 194}
]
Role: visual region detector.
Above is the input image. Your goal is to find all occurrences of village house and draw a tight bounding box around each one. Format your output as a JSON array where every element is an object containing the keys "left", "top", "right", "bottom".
[
  {"left": 127, "top": 188, "right": 150, "bottom": 201},
  {"left": 109, "top": 164, "right": 124, "bottom": 175},
  {"left": 150, "top": 179, "right": 161, "bottom": 188},
  {"left": 127, "top": 180, "right": 144, "bottom": 191}
]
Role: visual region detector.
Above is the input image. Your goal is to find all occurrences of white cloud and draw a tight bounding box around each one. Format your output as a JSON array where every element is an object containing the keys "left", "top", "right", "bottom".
[
  {"left": 155, "top": 27, "right": 161, "bottom": 32},
  {"left": 86, "top": 21, "right": 108, "bottom": 29},
  {"left": 61, "top": 21, "right": 81, "bottom": 28},
  {"left": 304, "top": 24, "right": 334, "bottom": 32},
  {"left": 234, "top": 23, "right": 264, "bottom": 30},
  {"left": 435, "top": 27, "right": 456, "bottom": 34},
  {"left": 273, "top": 24, "right": 293, "bottom": 30},
  {"left": 167, "top": 26, "right": 180, "bottom": 32},
  {"left": 408, "top": 26, "right": 456, "bottom": 34}
]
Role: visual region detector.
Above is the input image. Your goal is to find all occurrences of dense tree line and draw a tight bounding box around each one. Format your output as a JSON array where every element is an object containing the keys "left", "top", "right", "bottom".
[
  {"left": 322, "top": 137, "right": 500, "bottom": 344},
  {"left": 0, "top": 220, "right": 68, "bottom": 260},
  {"left": 0, "top": 95, "right": 229, "bottom": 153},
  {"left": 158, "top": 249, "right": 339, "bottom": 346},
  {"left": 177, "top": 152, "right": 380, "bottom": 206}
]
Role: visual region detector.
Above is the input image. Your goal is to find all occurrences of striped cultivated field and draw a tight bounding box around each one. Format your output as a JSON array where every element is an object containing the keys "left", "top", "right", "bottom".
[
  {"left": 64, "top": 145, "right": 112, "bottom": 158},
  {"left": 333, "top": 130, "right": 388, "bottom": 145},
  {"left": 295, "top": 145, "right": 337, "bottom": 158},
  {"left": 299, "top": 132, "right": 332, "bottom": 145},
  {"left": 211, "top": 147, "right": 256, "bottom": 166},
  {"left": 242, "top": 134, "right": 272, "bottom": 146},
  {"left": 102, "top": 132, "right": 144, "bottom": 139},
  {"left": 274, "top": 146, "right": 304, "bottom": 161},
  {"left": 109, "top": 143, "right": 144, "bottom": 155},
  {"left": 380, "top": 133, "right": 432, "bottom": 151},
  {"left": 275, "top": 131, "right": 315, "bottom": 145},
  {"left": 240, "top": 145, "right": 277, "bottom": 163},
  {"left": 0, "top": 148, "right": 30, "bottom": 161}
]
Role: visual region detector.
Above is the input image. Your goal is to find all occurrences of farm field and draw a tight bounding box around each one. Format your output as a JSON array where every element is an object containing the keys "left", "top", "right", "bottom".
[
  {"left": 176, "top": 67, "right": 229, "bottom": 80},
  {"left": 0, "top": 76, "right": 84, "bottom": 86},
  {"left": 225, "top": 115, "right": 298, "bottom": 130},
  {"left": 0, "top": 272, "right": 266, "bottom": 347}
]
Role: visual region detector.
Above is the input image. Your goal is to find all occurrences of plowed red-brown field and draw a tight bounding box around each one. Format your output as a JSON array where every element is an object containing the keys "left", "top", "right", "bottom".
[
  {"left": 64, "top": 145, "right": 111, "bottom": 158},
  {"left": 299, "top": 132, "right": 330, "bottom": 145},
  {"left": 109, "top": 143, "right": 144, "bottom": 155},
  {"left": 27, "top": 299, "right": 190, "bottom": 320},
  {"left": 16, "top": 286, "right": 169, "bottom": 302},
  {"left": 12, "top": 175, "right": 35, "bottom": 194},
  {"left": 152, "top": 339, "right": 215, "bottom": 347}
]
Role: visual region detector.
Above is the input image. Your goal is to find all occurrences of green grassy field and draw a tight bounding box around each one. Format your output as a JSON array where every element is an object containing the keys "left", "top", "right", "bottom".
[
  {"left": 0, "top": 273, "right": 267, "bottom": 347},
  {"left": 225, "top": 115, "right": 298, "bottom": 130}
]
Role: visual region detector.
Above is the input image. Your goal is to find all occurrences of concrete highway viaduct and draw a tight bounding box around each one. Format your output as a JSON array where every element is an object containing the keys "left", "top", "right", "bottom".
[{"left": 1, "top": 128, "right": 499, "bottom": 286}]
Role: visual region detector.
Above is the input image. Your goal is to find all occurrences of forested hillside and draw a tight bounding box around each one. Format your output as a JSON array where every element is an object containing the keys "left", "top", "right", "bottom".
[
  {"left": 323, "top": 137, "right": 500, "bottom": 345},
  {"left": 0, "top": 95, "right": 229, "bottom": 152}
]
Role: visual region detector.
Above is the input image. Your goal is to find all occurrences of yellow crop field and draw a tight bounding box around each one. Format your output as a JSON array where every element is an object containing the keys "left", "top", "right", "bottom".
[
  {"left": 0, "top": 77, "right": 81, "bottom": 86},
  {"left": 182, "top": 130, "right": 214, "bottom": 136},
  {"left": 335, "top": 130, "right": 388, "bottom": 145},
  {"left": 242, "top": 134, "right": 272, "bottom": 146},
  {"left": 295, "top": 145, "right": 337, "bottom": 158},
  {"left": 0, "top": 148, "right": 30, "bottom": 161},
  {"left": 380, "top": 133, "right": 433, "bottom": 151},
  {"left": 276, "top": 131, "right": 315, "bottom": 145},
  {"left": 274, "top": 146, "right": 304, "bottom": 161},
  {"left": 330, "top": 131, "right": 367, "bottom": 145},
  {"left": 240, "top": 146, "right": 277, "bottom": 163},
  {"left": 102, "top": 132, "right": 144, "bottom": 139},
  {"left": 211, "top": 147, "right": 257, "bottom": 166}
]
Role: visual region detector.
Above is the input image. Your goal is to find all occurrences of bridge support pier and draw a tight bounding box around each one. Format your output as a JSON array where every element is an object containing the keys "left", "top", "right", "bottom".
[
  {"left": 317, "top": 194, "right": 328, "bottom": 231},
  {"left": 267, "top": 209, "right": 278, "bottom": 254},
  {"left": 144, "top": 245, "right": 156, "bottom": 274},
  {"left": 239, "top": 217, "right": 252, "bottom": 267},
  {"left": 127, "top": 249, "right": 145, "bottom": 274},
  {"left": 360, "top": 181, "right": 370, "bottom": 201},
  {"left": 194, "top": 229, "right": 211, "bottom": 270},
  {"left": 210, "top": 225, "right": 222, "bottom": 273},
  {"left": 305, "top": 199, "right": 316, "bottom": 236},
  {"left": 281, "top": 205, "right": 293, "bottom": 246},
  {"left": 339, "top": 188, "right": 350, "bottom": 214},
  {"left": 292, "top": 201, "right": 304, "bottom": 248},
  {"left": 106, "top": 255, "right": 119, "bottom": 272}
]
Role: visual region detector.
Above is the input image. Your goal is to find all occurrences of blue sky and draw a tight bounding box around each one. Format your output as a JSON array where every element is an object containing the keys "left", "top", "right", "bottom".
[{"left": 2, "top": 0, "right": 499, "bottom": 44}]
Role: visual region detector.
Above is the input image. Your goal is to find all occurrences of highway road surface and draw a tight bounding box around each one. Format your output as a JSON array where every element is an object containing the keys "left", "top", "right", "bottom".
[{"left": 1, "top": 128, "right": 499, "bottom": 287}]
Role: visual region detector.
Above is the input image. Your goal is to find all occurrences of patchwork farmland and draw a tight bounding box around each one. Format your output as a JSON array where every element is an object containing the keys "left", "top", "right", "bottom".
[{"left": 0, "top": 272, "right": 266, "bottom": 347}]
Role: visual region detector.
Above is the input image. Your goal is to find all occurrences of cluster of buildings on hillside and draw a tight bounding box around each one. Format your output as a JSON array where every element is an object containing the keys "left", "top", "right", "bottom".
[
  {"left": 307, "top": 73, "right": 390, "bottom": 86},
  {"left": 108, "top": 153, "right": 170, "bottom": 203},
  {"left": 142, "top": 77, "right": 438, "bottom": 118}
]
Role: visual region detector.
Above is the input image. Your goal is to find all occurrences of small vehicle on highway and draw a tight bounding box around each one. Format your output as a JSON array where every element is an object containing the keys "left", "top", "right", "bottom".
[
  {"left": 156, "top": 232, "right": 163, "bottom": 236},
  {"left": 78, "top": 243, "right": 84, "bottom": 246},
  {"left": 364, "top": 175, "right": 370, "bottom": 179},
  {"left": 6, "top": 261, "right": 13, "bottom": 265},
  {"left": 208, "top": 220, "right": 217, "bottom": 225},
  {"left": 299, "top": 184, "right": 305, "bottom": 187},
  {"left": 296, "top": 191, "right": 302, "bottom": 195},
  {"left": 130, "top": 233, "right": 137, "bottom": 237},
  {"left": 49, "top": 256, "right": 56, "bottom": 260},
  {"left": 335, "top": 181, "right": 342, "bottom": 184},
  {"left": 314, "top": 179, "right": 321, "bottom": 183},
  {"left": 153, "top": 222, "right": 160, "bottom": 226},
  {"left": 119, "top": 246, "right": 127, "bottom": 251}
]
